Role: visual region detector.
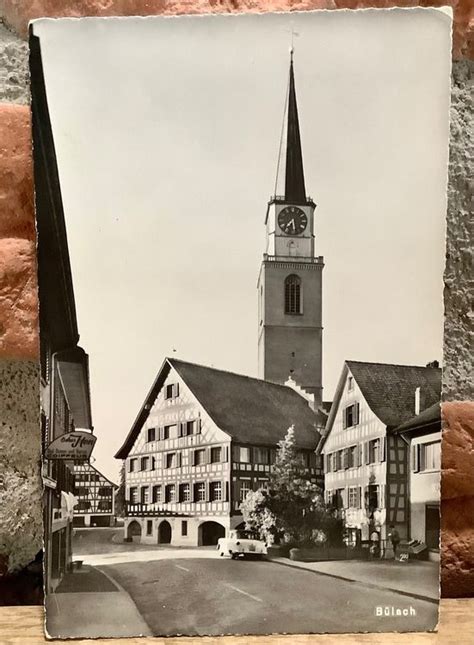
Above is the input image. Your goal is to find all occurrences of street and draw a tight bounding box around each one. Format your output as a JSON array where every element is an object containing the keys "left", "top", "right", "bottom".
[{"left": 71, "top": 529, "right": 438, "bottom": 636}]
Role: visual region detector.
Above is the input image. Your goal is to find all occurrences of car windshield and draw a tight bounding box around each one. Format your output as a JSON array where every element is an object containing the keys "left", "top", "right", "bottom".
[{"left": 235, "top": 530, "right": 258, "bottom": 540}]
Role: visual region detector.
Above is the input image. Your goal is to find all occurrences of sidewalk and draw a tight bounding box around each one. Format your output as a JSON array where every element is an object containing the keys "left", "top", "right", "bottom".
[
  {"left": 45, "top": 565, "right": 152, "bottom": 638},
  {"left": 270, "top": 557, "right": 439, "bottom": 602}
]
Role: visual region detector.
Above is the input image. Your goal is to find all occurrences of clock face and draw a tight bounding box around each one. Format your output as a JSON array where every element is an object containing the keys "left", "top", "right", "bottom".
[{"left": 278, "top": 206, "right": 308, "bottom": 236}]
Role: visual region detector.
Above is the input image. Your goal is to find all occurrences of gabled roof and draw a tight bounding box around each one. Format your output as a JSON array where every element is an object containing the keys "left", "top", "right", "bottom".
[
  {"left": 346, "top": 361, "right": 441, "bottom": 429},
  {"left": 115, "top": 358, "right": 321, "bottom": 459},
  {"left": 74, "top": 461, "right": 117, "bottom": 488},
  {"left": 394, "top": 402, "right": 441, "bottom": 435},
  {"left": 319, "top": 360, "right": 442, "bottom": 452}
]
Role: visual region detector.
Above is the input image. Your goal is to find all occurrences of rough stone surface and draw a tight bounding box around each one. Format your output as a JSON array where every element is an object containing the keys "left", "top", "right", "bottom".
[
  {"left": 0, "top": 0, "right": 472, "bottom": 599},
  {"left": 0, "top": 104, "right": 38, "bottom": 361},
  {"left": 0, "top": 21, "right": 29, "bottom": 104},
  {"left": 442, "top": 402, "right": 474, "bottom": 500},
  {"left": 441, "top": 496, "right": 474, "bottom": 598},
  {"left": 443, "top": 60, "right": 474, "bottom": 402},
  {"left": 441, "top": 402, "right": 474, "bottom": 597},
  {"left": 0, "top": 104, "right": 35, "bottom": 240},
  {"left": 0, "top": 237, "right": 38, "bottom": 360},
  {"left": 0, "top": 359, "right": 42, "bottom": 573},
  {"left": 0, "top": 0, "right": 472, "bottom": 58}
]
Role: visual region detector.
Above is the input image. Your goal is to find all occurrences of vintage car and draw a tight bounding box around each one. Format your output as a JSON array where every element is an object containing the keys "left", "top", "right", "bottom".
[{"left": 217, "top": 529, "right": 267, "bottom": 560}]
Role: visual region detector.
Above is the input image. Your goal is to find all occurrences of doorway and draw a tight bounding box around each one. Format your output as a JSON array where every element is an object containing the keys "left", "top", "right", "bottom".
[
  {"left": 199, "top": 521, "right": 225, "bottom": 546},
  {"left": 158, "top": 520, "right": 172, "bottom": 544}
]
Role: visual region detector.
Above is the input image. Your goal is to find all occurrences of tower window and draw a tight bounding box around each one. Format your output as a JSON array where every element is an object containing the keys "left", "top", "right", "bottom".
[{"left": 284, "top": 274, "right": 302, "bottom": 314}]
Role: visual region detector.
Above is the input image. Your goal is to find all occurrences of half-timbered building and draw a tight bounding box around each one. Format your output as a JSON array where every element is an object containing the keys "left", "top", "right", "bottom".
[
  {"left": 115, "top": 358, "right": 323, "bottom": 546},
  {"left": 319, "top": 361, "right": 441, "bottom": 553},
  {"left": 73, "top": 462, "right": 117, "bottom": 527}
]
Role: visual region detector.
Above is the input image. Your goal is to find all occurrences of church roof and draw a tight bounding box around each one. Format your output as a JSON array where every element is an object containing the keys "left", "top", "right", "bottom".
[
  {"left": 115, "top": 358, "right": 321, "bottom": 459},
  {"left": 284, "top": 54, "right": 307, "bottom": 204}
]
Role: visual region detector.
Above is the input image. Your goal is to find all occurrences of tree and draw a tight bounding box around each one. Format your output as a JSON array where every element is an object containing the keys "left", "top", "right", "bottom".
[
  {"left": 114, "top": 462, "right": 126, "bottom": 518},
  {"left": 241, "top": 426, "right": 343, "bottom": 547}
]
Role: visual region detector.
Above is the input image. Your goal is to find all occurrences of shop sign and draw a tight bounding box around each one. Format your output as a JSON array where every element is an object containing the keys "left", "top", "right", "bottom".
[{"left": 45, "top": 431, "right": 96, "bottom": 460}]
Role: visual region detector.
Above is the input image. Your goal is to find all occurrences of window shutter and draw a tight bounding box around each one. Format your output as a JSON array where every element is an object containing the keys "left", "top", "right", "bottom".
[
  {"left": 196, "top": 418, "right": 202, "bottom": 434},
  {"left": 174, "top": 383, "right": 180, "bottom": 398},
  {"left": 177, "top": 452, "right": 182, "bottom": 468},
  {"left": 342, "top": 408, "right": 347, "bottom": 430},
  {"left": 365, "top": 442, "right": 370, "bottom": 465},
  {"left": 357, "top": 486, "right": 362, "bottom": 509},
  {"left": 380, "top": 484, "right": 385, "bottom": 508},
  {"left": 357, "top": 443, "right": 362, "bottom": 467},
  {"left": 205, "top": 481, "right": 210, "bottom": 502},
  {"left": 224, "top": 445, "right": 229, "bottom": 462},
  {"left": 177, "top": 423, "right": 182, "bottom": 438},
  {"left": 343, "top": 448, "right": 349, "bottom": 469},
  {"left": 413, "top": 445, "right": 420, "bottom": 472},
  {"left": 224, "top": 481, "right": 229, "bottom": 502},
  {"left": 380, "top": 436, "right": 386, "bottom": 462},
  {"left": 158, "top": 426, "right": 163, "bottom": 441},
  {"left": 355, "top": 402, "right": 360, "bottom": 425}
]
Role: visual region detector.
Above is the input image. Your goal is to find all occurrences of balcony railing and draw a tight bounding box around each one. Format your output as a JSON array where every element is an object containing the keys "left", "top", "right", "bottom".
[
  {"left": 269, "top": 195, "right": 316, "bottom": 206},
  {"left": 263, "top": 254, "right": 324, "bottom": 264},
  {"left": 126, "top": 502, "right": 187, "bottom": 517}
]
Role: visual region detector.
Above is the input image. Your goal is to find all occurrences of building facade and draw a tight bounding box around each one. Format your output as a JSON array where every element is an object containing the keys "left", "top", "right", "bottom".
[
  {"left": 396, "top": 403, "right": 441, "bottom": 558},
  {"left": 319, "top": 361, "right": 441, "bottom": 553},
  {"left": 257, "top": 52, "right": 323, "bottom": 405},
  {"left": 73, "top": 462, "right": 117, "bottom": 527},
  {"left": 115, "top": 358, "right": 322, "bottom": 547},
  {"left": 31, "top": 33, "right": 95, "bottom": 592}
]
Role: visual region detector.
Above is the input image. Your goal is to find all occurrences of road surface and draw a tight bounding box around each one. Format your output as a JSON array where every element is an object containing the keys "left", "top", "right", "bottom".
[{"left": 100, "top": 556, "right": 438, "bottom": 636}]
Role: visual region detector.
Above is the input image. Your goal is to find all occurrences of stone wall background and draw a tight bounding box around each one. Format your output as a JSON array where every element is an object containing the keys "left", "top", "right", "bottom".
[{"left": 0, "top": 1, "right": 472, "bottom": 602}]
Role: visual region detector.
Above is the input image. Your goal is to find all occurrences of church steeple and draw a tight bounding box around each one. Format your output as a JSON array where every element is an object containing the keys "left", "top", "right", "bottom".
[
  {"left": 259, "top": 48, "right": 323, "bottom": 405},
  {"left": 284, "top": 50, "right": 307, "bottom": 204}
]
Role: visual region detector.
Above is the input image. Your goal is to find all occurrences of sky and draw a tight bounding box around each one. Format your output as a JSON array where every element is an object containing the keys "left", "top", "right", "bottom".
[{"left": 33, "top": 8, "right": 452, "bottom": 482}]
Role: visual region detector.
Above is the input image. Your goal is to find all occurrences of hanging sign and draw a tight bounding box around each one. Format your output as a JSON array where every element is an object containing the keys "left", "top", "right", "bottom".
[{"left": 45, "top": 431, "right": 96, "bottom": 460}]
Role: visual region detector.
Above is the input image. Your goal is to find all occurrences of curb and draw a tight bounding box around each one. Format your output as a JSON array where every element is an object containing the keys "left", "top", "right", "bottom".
[{"left": 268, "top": 558, "right": 438, "bottom": 605}]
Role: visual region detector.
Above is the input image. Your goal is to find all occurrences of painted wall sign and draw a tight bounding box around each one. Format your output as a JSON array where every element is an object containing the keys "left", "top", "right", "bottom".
[{"left": 45, "top": 431, "right": 96, "bottom": 460}]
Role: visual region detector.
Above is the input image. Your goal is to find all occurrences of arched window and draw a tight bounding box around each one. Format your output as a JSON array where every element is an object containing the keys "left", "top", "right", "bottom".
[{"left": 285, "top": 274, "right": 302, "bottom": 314}]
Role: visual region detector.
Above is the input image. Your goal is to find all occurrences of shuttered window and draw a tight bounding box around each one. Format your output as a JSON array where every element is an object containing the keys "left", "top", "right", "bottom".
[
  {"left": 194, "top": 482, "right": 205, "bottom": 502},
  {"left": 343, "top": 403, "right": 360, "bottom": 429},
  {"left": 210, "top": 481, "right": 222, "bottom": 501}
]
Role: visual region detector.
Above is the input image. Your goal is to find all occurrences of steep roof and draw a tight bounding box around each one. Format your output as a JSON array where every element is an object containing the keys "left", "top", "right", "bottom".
[
  {"left": 346, "top": 361, "right": 442, "bottom": 429},
  {"left": 115, "top": 358, "right": 321, "bottom": 459},
  {"left": 284, "top": 53, "right": 307, "bottom": 204},
  {"left": 394, "top": 402, "right": 441, "bottom": 434},
  {"left": 319, "top": 360, "right": 442, "bottom": 452}
]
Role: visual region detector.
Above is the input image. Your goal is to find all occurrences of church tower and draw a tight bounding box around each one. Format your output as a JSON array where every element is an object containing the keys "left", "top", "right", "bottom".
[{"left": 257, "top": 51, "right": 323, "bottom": 405}]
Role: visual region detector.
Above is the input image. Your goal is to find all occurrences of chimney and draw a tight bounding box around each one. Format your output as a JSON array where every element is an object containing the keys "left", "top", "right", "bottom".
[
  {"left": 415, "top": 387, "right": 421, "bottom": 415},
  {"left": 426, "top": 360, "right": 440, "bottom": 369}
]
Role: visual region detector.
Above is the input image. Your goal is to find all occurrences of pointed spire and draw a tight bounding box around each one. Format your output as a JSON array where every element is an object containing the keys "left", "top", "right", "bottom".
[{"left": 284, "top": 51, "right": 307, "bottom": 204}]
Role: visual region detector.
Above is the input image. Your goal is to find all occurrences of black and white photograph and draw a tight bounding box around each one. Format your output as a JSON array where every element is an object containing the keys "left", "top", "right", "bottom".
[{"left": 31, "top": 7, "right": 451, "bottom": 638}]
